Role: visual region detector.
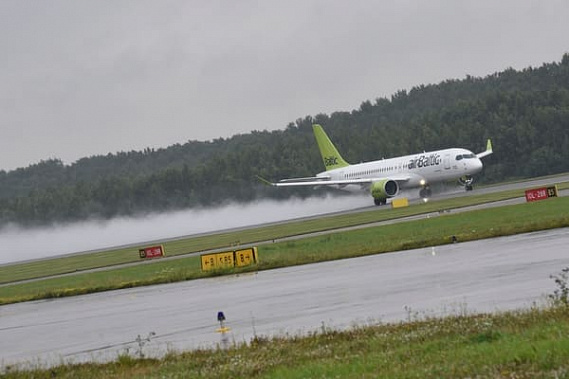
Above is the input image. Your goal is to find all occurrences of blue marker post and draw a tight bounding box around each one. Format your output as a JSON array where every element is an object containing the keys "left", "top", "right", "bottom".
[{"left": 216, "top": 311, "right": 230, "bottom": 333}]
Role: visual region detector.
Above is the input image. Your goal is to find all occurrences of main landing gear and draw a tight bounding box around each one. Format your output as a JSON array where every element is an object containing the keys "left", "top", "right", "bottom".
[
  {"left": 374, "top": 198, "right": 387, "bottom": 206},
  {"left": 419, "top": 186, "right": 432, "bottom": 199}
]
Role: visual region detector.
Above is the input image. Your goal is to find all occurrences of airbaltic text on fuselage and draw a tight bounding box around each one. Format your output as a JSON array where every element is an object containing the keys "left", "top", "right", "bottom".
[
  {"left": 324, "top": 156, "right": 339, "bottom": 166},
  {"left": 408, "top": 153, "right": 441, "bottom": 169}
]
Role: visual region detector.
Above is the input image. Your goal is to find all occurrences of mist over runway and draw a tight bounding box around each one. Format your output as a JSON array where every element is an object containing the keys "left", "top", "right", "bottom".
[{"left": 0, "top": 194, "right": 370, "bottom": 265}]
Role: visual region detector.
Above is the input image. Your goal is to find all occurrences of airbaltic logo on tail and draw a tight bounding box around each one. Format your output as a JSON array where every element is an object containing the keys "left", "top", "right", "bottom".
[
  {"left": 324, "top": 156, "right": 338, "bottom": 167},
  {"left": 408, "top": 153, "right": 441, "bottom": 169}
]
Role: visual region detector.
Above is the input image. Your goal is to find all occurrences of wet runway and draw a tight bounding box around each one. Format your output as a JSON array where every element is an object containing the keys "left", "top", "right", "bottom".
[{"left": 2, "top": 227, "right": 569, "bottom": 369}]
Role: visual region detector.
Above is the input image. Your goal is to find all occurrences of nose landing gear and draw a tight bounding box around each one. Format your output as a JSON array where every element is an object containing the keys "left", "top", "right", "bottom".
[{"left": 458, "top": 175, "right": 474, "bottom": 191}]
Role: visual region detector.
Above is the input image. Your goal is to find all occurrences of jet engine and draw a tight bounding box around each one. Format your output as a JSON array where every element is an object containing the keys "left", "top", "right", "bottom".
[{"left": 371, "top": 179, "right": 399, "bottom": 205}]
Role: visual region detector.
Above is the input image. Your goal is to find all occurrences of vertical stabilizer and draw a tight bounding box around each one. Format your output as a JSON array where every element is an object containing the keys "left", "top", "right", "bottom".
[{"left": 312, "top": 124, "right": 350, "bottom": 171}]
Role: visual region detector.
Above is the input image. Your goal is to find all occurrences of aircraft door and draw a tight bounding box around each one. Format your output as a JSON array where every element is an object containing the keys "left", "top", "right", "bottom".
[{"left": 444, "top": 154, "right": 450, "bottom": 170}]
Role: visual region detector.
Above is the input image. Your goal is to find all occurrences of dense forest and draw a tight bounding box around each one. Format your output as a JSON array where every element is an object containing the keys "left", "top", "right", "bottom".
[{"left": 1, "top": 54, "right": 569, "bottom": 227}]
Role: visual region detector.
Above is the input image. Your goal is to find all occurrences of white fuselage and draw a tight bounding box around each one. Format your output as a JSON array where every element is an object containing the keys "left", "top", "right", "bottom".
[{"left": 317, "top": 147, "right": 483, "bottom": 190}]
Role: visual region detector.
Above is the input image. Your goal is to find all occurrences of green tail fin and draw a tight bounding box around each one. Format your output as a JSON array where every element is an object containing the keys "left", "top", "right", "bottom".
[{"left": 312, "top": 124, "right": 350, "bottom": 171}]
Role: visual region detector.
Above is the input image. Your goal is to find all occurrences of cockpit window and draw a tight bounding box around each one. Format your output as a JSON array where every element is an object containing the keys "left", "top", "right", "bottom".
[{"left": 455, "top": 153, "right": 476, "bottom": 160}]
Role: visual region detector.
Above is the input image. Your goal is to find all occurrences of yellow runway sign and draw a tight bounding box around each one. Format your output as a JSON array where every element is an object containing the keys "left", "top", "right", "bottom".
[
  {"left": 391, "top": 198, "right": 409, "bottom": 208},
  {"left": 201, "top": 247, "right": 258, "bottom": 271}
]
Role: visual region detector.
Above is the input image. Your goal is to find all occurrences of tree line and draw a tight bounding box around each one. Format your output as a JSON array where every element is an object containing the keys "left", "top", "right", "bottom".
[{"left": 1, "top": 54, "right": 569, "bottom": 227}]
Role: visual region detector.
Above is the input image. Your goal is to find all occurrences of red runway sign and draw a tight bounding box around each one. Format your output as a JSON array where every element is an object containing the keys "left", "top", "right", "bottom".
[
  {"left": 139, "top": 245, "right": 165, "bottom": 259},
  {"left": 524, "top": 186, "right": 558, "bottom": 202}
]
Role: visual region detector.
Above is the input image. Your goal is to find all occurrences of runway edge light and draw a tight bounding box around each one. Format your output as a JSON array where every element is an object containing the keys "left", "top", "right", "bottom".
[{"left": 216, "top": 311, "right": 231, "bottom": 333}]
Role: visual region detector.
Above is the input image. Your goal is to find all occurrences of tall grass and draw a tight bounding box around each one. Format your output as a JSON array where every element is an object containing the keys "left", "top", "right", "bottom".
[{"left": 3, "top": 306, "right": 569, "bottom": 378}]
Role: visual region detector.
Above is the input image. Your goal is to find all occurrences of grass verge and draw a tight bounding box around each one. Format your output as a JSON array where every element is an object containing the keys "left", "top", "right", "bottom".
[{"left": 3, "top": 305, "right": 569, "bottom": 378}]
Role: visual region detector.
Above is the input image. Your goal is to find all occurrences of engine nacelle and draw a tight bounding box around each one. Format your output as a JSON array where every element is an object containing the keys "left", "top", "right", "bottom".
[{"left": 370, "top": 179, "right": 399, "bottom": 200}]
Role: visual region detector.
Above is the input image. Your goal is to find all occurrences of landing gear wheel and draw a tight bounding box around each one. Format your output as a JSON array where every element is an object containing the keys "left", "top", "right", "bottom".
[
  {"left": 374, "top": 198, "right": 387, "bottom": 206},
  {"left": 458, "top": 175, "right": 474, "bottom": 187},
  {"left": 419, "top": 187, "right": 432, "bottom": 199},
  {"left": 465, "top": 184, "right": 473, "bottom": 191}
]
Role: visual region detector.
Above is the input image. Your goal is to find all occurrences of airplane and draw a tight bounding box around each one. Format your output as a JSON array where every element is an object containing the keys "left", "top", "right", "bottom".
[{"left": 260, "top": 124, "right": 493, "bottom": 206}]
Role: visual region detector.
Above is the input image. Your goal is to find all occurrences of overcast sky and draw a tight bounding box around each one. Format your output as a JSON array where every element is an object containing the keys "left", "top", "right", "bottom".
[{"left": 1, "top": 1, "right": 568, "bottom": 171}]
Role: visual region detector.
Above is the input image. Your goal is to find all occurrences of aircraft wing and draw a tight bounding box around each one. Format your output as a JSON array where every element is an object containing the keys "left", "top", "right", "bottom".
[
  {"left": 278, "top": 176, "right": 331, "bottom": 183},
  {"left": 257, "top": 174, "right": 413, "bottom": 187}
]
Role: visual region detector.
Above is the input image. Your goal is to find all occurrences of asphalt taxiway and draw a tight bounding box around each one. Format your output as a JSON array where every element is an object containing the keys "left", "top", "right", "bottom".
[{"left": 1, "top": 227, "right": 568, "bottom": 369}]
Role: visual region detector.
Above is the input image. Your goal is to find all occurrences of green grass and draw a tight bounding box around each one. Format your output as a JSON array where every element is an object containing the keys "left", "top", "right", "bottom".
[
  {"left": 1, "top": 195, "right": 568, "bottom": 305},
  {"left": 4, "top": 306, "right": 569, "bottom": 378}
]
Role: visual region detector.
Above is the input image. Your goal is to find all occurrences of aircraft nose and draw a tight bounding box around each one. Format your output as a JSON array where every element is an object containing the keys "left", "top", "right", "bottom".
[{"left": 473, "top": 159, "right": 483, "bottom": 173}]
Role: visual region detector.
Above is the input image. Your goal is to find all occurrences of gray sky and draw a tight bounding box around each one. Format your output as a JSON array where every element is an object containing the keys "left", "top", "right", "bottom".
[{"left": 1, "top": 0, "right": 568, "bottom": 171}]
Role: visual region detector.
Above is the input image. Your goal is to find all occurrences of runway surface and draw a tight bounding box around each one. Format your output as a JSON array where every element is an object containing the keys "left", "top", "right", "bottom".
[{"left": 2, "top": 227, "right": 568, "bottom": 369}]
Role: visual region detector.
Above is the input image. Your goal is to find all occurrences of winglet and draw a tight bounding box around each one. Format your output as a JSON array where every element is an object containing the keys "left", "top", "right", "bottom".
[
  {"left": 476, "top": 139, "right": 493, "bottom": 159},
  {"left": 312, "top": 124, "right": 350, "bottom": 171},
  {"left": 256, "top": 175, "right": 275, "bottom": 186}
]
